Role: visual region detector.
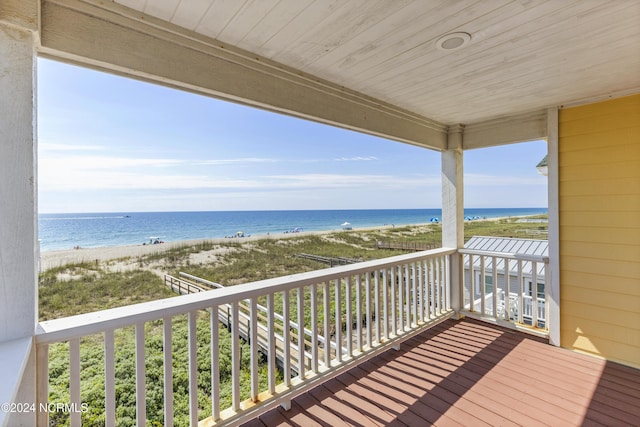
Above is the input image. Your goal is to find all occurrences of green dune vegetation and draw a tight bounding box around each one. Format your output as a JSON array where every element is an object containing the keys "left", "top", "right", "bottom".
[{"left": 38, "top": 216, "right": 547, "bottom": 426}]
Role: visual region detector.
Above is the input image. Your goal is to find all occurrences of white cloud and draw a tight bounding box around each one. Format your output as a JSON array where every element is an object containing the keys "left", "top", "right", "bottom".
[
  {"left": 264, "top": 173, "right": 439, "bottom": 189},
  {"left": 39, "top": 142, "right": 107, "bottom": 152},
  {"left": 333, "top": 156, "right": 378, "bottom": 161},
  {"left": 39, "top": 169, "right": 252, "bottom": 191},
  {"left": 38, "top": 152, "right": 440, "bottom": 193},
  {"left": 197, "top": 158, "right": 278, "bottom": 165},
  {"left": 40, "top": 155, "right": 183, "bottom": 171}
]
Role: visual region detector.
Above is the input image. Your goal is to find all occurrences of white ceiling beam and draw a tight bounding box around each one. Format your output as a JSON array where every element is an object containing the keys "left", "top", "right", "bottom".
[
  {"left": 462, "top": 110, "right": 548, "bottom": 150},
  {"left": 39, "top": 0, "right": 448, "bottom": 151}
]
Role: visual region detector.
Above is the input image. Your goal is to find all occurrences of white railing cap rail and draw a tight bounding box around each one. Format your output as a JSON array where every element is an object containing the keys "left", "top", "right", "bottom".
[
  {"left": 458, "top": 248, "right": 549, "bottom": 264},
  {"left": 36, "top": 247, "right": 455, "bottom": 345}
]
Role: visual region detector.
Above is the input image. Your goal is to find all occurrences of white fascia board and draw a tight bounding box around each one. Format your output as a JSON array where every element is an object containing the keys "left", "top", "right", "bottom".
[{"left": 463, "top": 110, "right": 548, "bottom": 150}]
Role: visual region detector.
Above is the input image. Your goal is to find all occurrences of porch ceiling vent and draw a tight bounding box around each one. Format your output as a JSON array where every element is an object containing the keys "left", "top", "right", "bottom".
[{"left": 435, "top": 32, "right": 471, "bottom": 51}]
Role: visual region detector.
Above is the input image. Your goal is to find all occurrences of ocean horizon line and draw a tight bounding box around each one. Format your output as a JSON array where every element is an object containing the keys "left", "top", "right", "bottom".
[{"left": 39, "top": 206, "right": 548, "bottom": 215}]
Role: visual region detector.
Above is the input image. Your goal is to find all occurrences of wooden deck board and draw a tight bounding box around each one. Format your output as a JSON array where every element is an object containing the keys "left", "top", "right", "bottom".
[{"left": 245, "top": 318, "right": 640, "bottom": 427}]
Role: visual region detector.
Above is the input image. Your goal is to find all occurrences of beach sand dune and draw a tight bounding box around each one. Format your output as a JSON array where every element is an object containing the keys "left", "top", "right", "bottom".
[{"left": 39, "top": 226, "right": 402, "bottom": 271}]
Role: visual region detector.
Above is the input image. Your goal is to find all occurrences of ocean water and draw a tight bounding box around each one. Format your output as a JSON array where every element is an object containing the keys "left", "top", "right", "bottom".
[{"left": 38, "top": 208, "right": 547, "bottom": 252}]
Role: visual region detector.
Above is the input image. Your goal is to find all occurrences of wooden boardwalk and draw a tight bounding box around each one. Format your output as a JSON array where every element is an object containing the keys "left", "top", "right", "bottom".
[
  {"left": 241, "top": 318, "right": 640, "bottom": 426},
  {"left": 165, "top": 274, "right": 325, "bottom": 374},
  {"left": 376, "top": 241, "right": 439, "bottom": 251},
  {"left": 295, "top": 253, "right": 363, "bottom": 266}
]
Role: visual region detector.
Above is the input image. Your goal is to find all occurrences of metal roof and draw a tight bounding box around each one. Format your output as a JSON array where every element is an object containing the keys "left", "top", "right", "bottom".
[
  {"left": 464, "top": 236, "right": 549, "bottom": 277},
  {"left": 465, "top": 236, "right": 548, "bottom": 256}
]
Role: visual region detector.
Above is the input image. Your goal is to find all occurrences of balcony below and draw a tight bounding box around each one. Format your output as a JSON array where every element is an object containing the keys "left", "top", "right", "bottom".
[{"left": 242, "top": 318, "right": 640, "bottom": 427}]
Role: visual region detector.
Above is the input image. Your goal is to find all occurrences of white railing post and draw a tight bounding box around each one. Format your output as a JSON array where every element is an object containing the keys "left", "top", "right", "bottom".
[
  {"left": 334, "top": 280, "right": 342, "bottom": 363},
  {"left": 417, "top": 261, "right": 424, "bottom": 322},
  {"left": 163, "top": 317, "right": 174, "bottom": 427},
  {"left": 310, "top": 284, "right": 319, "bottom": 373},
  {"left": 282, "top": 291, "right": 291, "bottom": 389},
  {"left": 492, "top": 257, "right": 498, "bottom": 318},
  {"left": 69, "top": 338, "right": 81, "bottom": 427},
  {"left": 468, "top": 254, "right": 475, "bottom": 312},
  {"left": 322, "top": 282, "right": 331, "bottom": 368},
  {"left": 382, "top": 269, "right": 389, "bottom": 341},
  {"left": 356, "top": 275, "right": 363, "bottom": 353},
  {"left": 188, "top": 311, "right": 198, "bottom": 426},
  {"left": 399, "top": 265, "right": 405, "bottom": 332},
  {"left": 365, "top": 274, "right": 372, "bottom": 349},
  {"left": 210, "top": 306, "right": 220, "bottom": 421},
  {"left": 265, "top": 296, "right": 276, "bottom": 395},
  {"left": 250, "top": 298, "right": 259, "bottom": 401},
  {"left": 436, "top": 257, "right": 443, "bottom": 314},
  {"left": 231, "top": 302, "right": 240, "bottom": 411},
  {"left": 444, "top": 254, "right": 452, "bottom": 310},
  {"left": 345, "top": 276, "right": 352, "bottom": 358},
  {"left": 531, "top": 262, "right": 539, "bottom": 328},
  {"left": 390, "top": 267, "right": 397, "bottom": 336},
  {"left": 105, "top": 330, "right": 117, "bottom": 427},
  {"left": 135, "top": 322, "right": 146, "bottom": 426},
  {"left": 480, "top": 256, "right": 486, "bottom": 316},
  {"left": 404, "top": 264, "right": 410, "bottom": 330},
  {"left": 36, "top": 344, "right": 49, "bottom": 427},
  {"left": 411, "top": 262, "right": 421, "bottom": 326},
  {"left": 296, "top": 287, "right": 305, "bottom": 379},
  {"left": 505, "top": 259, "right": 511, "bottom": 321},
  {"left": 544, "top": 259, "right": 551, "bottom": 332},
  {"left": 517, "top": 259, "right": 524, "bottom": 324}
]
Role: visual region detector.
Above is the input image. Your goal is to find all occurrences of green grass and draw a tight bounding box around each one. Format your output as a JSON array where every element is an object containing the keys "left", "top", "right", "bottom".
[
  {"left": 39, "top": 267, "right": 174, "bottom": 320},
  {"left": 463, "top": 216, "right": 548, "bottom": 240}
]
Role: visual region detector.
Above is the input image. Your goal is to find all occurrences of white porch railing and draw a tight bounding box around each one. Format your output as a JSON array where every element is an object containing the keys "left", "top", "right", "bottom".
[
  {"left": 459, "top": 249, "right": 549, "bottom": 335},
  {"left": 35, "top": 248, "right": 455, "bottom": 427}
]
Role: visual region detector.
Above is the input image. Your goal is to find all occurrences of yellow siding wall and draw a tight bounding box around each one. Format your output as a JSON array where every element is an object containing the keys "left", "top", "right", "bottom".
[{"left": 559, "top": 94, "right": 640, "bottom": 368}]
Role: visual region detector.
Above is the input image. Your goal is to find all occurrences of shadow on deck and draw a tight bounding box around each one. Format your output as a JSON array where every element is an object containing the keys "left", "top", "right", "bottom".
[{"left": 243, "top": 318, "right": 640, "bottom": 426}]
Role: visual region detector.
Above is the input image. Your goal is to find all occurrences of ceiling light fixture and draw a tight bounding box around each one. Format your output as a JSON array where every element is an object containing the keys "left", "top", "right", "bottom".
[{"left": 435, "top": 32, "right": 471, "bottom": 51}]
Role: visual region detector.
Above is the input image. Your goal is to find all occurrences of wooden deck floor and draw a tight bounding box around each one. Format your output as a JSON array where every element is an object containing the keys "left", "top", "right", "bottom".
[{"left": 242, "top": 318, "right": 640, "bottom": 427}]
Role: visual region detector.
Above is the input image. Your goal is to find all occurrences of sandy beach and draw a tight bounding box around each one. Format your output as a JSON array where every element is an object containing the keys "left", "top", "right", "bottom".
[{"left": 39, "top": 225, "right": 401, "bottom": 271}]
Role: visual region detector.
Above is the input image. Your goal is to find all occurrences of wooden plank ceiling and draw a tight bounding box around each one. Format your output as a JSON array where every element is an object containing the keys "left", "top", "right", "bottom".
[{"left": 114, "top": 0, "right": 640, "bottom": 126}]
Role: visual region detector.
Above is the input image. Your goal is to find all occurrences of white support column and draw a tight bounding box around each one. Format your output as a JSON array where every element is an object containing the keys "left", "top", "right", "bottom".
[
  {"left": 0, "top": 0, "right": 38, "bottom": 343},
  {"left": 546, "top": 107, "right": 561, "bottom": 346},
  {"left": 0, "top": 3, "right": 39, "bottom": 425},
  {"left": 442, "top": 125, "right": 464, "bottom": 316}
]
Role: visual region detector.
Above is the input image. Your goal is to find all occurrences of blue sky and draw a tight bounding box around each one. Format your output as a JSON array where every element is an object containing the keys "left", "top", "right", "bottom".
[{"left": 37, "top": 58, "right": 548, "bottom": 213}]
